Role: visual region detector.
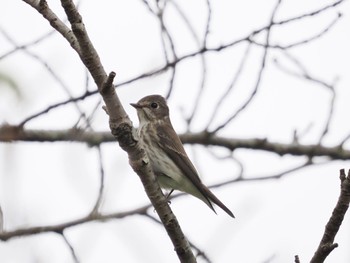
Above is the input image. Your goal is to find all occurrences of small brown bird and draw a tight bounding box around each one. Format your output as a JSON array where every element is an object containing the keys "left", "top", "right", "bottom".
[{"left": 131, "top": 95, "right": 234, "bottom": 218}]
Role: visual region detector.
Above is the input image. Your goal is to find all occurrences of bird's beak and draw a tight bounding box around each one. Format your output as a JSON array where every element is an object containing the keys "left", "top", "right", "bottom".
[{"left": 130, "top": 103, "right": 142, "bottom": 109}]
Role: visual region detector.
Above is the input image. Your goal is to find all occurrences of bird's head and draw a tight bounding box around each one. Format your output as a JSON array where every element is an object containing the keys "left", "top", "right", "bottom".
[{"left": 130, "top": 95, "right": 170, "bottom": 124}]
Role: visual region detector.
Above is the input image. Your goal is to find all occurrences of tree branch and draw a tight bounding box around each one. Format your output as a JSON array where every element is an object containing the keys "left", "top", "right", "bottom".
[
  {"left": 210, "top": 0, "right": 282, "bottom": 134},
  {"left": 0, "top": 206, "right": 149, "bottom": 241},
  {"left": 310, "top": 169, "right": 350, "bottom": 263},
  {"left": 2, "top": 127, "right": 350, "bottom": 160},
  {"left": 19, "top": 0, "right": 196, "bottom": 261}
]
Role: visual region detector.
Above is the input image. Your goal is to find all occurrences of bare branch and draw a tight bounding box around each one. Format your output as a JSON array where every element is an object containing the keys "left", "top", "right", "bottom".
[
  {"left": 144, "top": 214, "right": 212, "bottom": 263},
  {"left": 205, "top": 149, "right": 245, "bottom": 179},
  {"left": 206, "top": 43, "right": 252, "bottom": 130},
  {"left": 262, "top": 254, "right": 276, "bottom": 263},
  {"left": 202, "top": 0, "right": 212, "bottom": 48},
  {"left": 78, "top": 98, "right": 103, "bottom": 130},
  {"left": 186, "top": 60, "right": 207, "bottom": 128},
  {"left": 3, "top": 127, "right": 350, "bottom": 160},
  {"left": 22, "top": 0, "right": 80, "bottom": 53},
  {"left": 184, "top": 0, "right": 211, "bottom": 127},
  {"left": 248, "top": 13, "right": 342, "bottom": 50},
  {"left": 62, "top": 0, "right": 195, "bottom": 260},
  {"left": 0, "top": 28, "right": 56, "bottom": 60},
  {"left": 141, "top": 0, "right": 178, "bottom": 99},
  {"left": 0, "top": 159, "right": 324, "bottom": 243},
  {"left": 210, "top": 0, "right": 283, "bottom": 133},
  {"left": 168, "top": 0, "right": 201, "bottom": 45},
  {"left": 274, "top": 51, "right": 337, "bottom": 144},
  {"left": 0, "top": 27, "right": 88, "bottom": 126},
  {"left": 15, "top": 0, "right": 345, "bottom": 125},
  {"left": 19, "top": 90, "right": 94, "bottom": 127},
  {"left": 90, "top": 146, "right": 105, "bottom": 214},
  {"left": 211, "top": 159, "right": 316, "bottom": 189},
  {"left": 274, "top": 0, "right": 344, "bottom": 26},
  {"left": 310, "top": 169, "right": 350, "bottom": 263},
  {"left": 0, "top": 205, "right": 149, "bottom": 241},
  {"left": 180, "top": 132, "right": 349, "bottom": 160},
  {"left": 0, "top": 205, "right": 3, "bottom": 233},
  {"left": 62, "top": 233, "right": 80, "bottom": 263},
  {"left": 19, "top": 1, "right": 197, "bottom": 261},
  {"left": 157, "top": 1, "right": 177, "bottom": 63},
  {"left": 139, "top": 0, "right": 156, "bottom": 14}
]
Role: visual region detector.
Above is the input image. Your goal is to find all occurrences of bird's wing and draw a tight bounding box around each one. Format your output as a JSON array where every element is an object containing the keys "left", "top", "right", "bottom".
[
  {"left": 156, "top": 123, "right": 216, "bottom": 208},
  {"left": 157, "top": 122, "right": 235, "bottom": 218},
  {"left": 156, "top": 123, "right": 202, "bottom": 183}
]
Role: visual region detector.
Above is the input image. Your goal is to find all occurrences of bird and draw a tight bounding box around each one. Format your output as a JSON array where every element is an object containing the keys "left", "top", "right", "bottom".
[{"left": 130, "top": 95, "right": 234, "bottom": 218}]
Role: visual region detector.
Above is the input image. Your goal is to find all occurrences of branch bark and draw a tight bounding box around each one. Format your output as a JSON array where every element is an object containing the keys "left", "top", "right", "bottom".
[
  {"left": 20, "top": 0, "right": 196, "bottom": 262},
  {"left": 310, "top": 169, "right": 350, "bottom": 263},
  {"left": 2, "top": 127, "right": 350, "bottom": 160},
  {"left": 0, "top": 206, "right": 149, "bottom": 241}
]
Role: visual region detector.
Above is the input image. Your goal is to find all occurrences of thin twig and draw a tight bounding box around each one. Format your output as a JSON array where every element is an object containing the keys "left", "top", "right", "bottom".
[
  {"left": 0, "top": 27, "right": 87, "bottom": 124},
  {"left": 206, "top": 43, "right": 252, "bottom": 130},
  {"left": 203, "top": 0, "right": 212, "bottom": 48},
  {"left": 210, "top": 158, "right": 316, "bottom": 189},
  {"left": 78, "top": 99, "right": 102, "bottom": 131},
  {"left": 248, "top": 13, "right": 342, "bottom": 49},
  {"left": 205, "top": 148, "right": 244, "bottom": 179},
  {"left": 19, "top": 90, "right": 94, "bottom": 127},
  {"left": 0, "top": 205, "right": 3, "bottom": 232},
  {"left": 62, "top": 232, "right": 80, "bottom": 263},
  {"left": 0, "top": 28, "right": 56, "bottom": 60},
  {"left": 184, "top": 0, "right": 211, "bottom": 126},
  {"left": 91, "top": 146, "right": 105, "bottom": 214},
  {"left": 168, "top": 0, "right": 201, "bottom": 45},
  {"left": 211, "top": 0, "right": 282, "bottom": 133},
  {"left": 0, "top": 205, "right": 150, "bottom": 241},
  {"left": 166, "top": 0, "right": 208, "bottom": 100},
  {"left": 155, "top": 1, "right": 178, "bottom": 99},
  {"left": 15, "top": 0, "right": 346, "bottom": 123},
  {"left": 0, "top": 159, "right": 325, "bottom": 243},
  {"left": 274, "top": 51, "right": 337, "bottom": 144},
  {"left": 274, "top": 0, "right": 344, "bottom": 26}
]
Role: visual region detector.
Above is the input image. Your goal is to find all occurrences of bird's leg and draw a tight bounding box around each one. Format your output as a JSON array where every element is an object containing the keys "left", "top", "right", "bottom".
[{"left": 166, "top": 189, "right": 174, "bottom": 204}]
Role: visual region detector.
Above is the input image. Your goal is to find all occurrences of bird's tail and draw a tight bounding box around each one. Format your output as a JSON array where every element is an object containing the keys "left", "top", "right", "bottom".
[{"left": 198, "top": 184, "right": 235, "bottom": 218}]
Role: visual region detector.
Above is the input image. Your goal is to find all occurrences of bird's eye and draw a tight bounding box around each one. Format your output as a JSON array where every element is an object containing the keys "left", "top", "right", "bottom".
[{"left": 150, "top": 102, "right": 158, "bottom": 109}]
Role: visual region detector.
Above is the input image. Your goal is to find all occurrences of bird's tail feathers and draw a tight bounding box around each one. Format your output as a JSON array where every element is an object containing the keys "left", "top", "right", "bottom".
[{"left": 201, "top": 185, "right": 235, "bottom": 218}]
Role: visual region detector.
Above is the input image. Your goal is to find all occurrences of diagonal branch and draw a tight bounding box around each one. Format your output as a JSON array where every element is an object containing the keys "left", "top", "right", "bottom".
[
  {"left": 22, "top": 0, "right": 80, "bottom": 53},
  {"left": 62, "top": 233, "right": 80, "bottom": 263},
  {"left": 20, "top": 0, "right": 196, "bottom": 262},
  {"left": 310, "top": 169, "right": 350, "bottom": 263}
]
